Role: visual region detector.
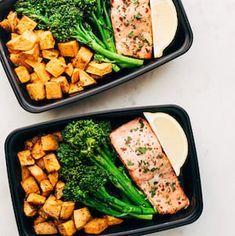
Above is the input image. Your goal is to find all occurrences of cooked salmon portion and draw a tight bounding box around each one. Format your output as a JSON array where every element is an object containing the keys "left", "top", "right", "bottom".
[
  {"left": 110, "top": 0, "right": 153, "bottom": 59},
  {"left": 110, "top": 118, "right": 189, "bottom": 214}
]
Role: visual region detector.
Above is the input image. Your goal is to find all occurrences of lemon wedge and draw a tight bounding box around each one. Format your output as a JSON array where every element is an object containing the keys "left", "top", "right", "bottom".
[
  {"left": 150, "top": 0, "right": 178, "bottom": 58},
  {"left": 144, "top": 112, "right": 188, "bottom": 176}
]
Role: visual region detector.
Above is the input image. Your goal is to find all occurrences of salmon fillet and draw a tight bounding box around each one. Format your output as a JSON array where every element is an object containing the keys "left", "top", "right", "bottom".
[
  {"left": 110, "top": 0, "right": 153, "bottom": 59},
  {"left": 110, "top": 118, "right": 189, "bottom": 214}
]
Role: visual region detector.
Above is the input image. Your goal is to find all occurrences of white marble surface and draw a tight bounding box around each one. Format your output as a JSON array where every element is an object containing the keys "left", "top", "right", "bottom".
[{"left": 1, "top": 1, "right": 235, "bottom": 235}]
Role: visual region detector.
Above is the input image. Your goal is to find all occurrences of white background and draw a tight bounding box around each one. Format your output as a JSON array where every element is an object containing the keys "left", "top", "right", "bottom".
[{"left": 1, "top": 1, "right": 235, "bottom": 235}]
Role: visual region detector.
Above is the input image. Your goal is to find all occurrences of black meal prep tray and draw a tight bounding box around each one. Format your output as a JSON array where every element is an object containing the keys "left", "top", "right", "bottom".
[
  {"left": 5, "top": 105, "right": 203, "bottom": 236},
  {"left": 0, "top": 0, "right": 193, "bottom": 113}
]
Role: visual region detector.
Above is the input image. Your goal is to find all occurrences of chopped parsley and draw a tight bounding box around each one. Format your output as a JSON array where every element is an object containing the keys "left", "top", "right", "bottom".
[
  {"left": 135, "top": 146, "right": 147, "bottom": 155},
  {"left": 134, "top": 12, "right": 142, "bottom": 20},
  {"left": 128, "top": 31, "right": 134, "bottom": 38},
  {"left": 125, "top": 136, "right": 132, "bottom": 145},
  {"left": 127, "top": 160, "right": 134, "bottom": 166},
  {"left": 139, "top": 119, "right": 144, "bottom": 128}
]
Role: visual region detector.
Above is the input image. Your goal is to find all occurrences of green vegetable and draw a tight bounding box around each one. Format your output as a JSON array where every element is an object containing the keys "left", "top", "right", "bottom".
[{"left": 15, "top": 0, "right": 144, "bottom": 68}]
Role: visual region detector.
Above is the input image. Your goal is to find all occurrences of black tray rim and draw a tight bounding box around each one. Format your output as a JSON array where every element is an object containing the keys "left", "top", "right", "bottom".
[
  {"left": 5, "top": 105, "right": 203, "bottom": 236},
  {"left": 0, "top": 0, "right": 193, "bottom": 113}
]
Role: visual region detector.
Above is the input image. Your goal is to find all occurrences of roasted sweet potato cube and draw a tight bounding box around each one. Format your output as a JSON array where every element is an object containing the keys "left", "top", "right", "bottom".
[
  {"left": 73, "top": 46, "right": 93, "bottom": 69},
  {"left": 104, "top": 215, "right": 123, "bottom": 226},
  {"left": 0, "top": 19, "right": 11, "bottom": 31},
  {"left": 24, "top": 136, "right": 39, "bottom": 150},
  {"left": 11, "top": 33, "right": 19, "bottom": 39},
  {"left": 84, "top": 218, "right": 108, "bottom": 235},
  {"left": 71, "top": 68, "right": 80, "bottom": 83},
  {"left": 44, "top": 153, "right": 61, "bottom": 173},
  {"left": 55, "top": 181, "right": 65, "bottom": 199},
  {"left": 32, "top": 140, "right": 46, "bottom": 160},
  {"left": 27, "top": 193, "right": 46, "bottom": 205},
  {"left": 34, "top": 221, "right": 58, "bottom": 235},
  {"left": 53, "top": 132, "right": 63, "bottom": 142},
  {"left": 38, "top": 207, "right": 49, "bottom": 219},
  {"left": 28, "top": 165, "right": 47, "bottom": 183},
  {"left": 74, "top": 207, "right": 91, "bottom": 230},
  {"left": 60, "top": 202, "right": 75, "bottom": 220},
  {"left": 36, "top": 158, "right": 45, "bottom": 170},
  {"left": 45, "top": 81, "right": 63, "bottom": 100},
  {"left": 41, "top": 134, "right": 59, "bottom": 151},
  {"left": 34, "top": 216, "right": 46, "bottom": 225},
  {"left": 10, "top": 53, "right": 31, "bottom": 69},
  {"left": 25, "top": 57, "right": 43, "bottom": 69},
  {"left": 22, "top": 43, "right": 40, "bottom": 61},
  {"left": 48, "top": 172, "right": 59, "bottom": 188},
  {"left": 38, "top": 31, "right": 55, "bottom": 50},
  {"left": 86, "top": 61, "right": 112, "bottom": 77},
  {"left": 21, "top": 176, "right": 40, "bottom": 195},
  {"left": 26, "top": 83, "right": 45, "bottom": 101},
  {"left": 30, "top": 72, "right": 41, "bottom": 83},
  {"left": 42, "top": 49, "right": 59, "bottom": 60},
  {"left": 34, "top": 63, "right": 51, "bottom": 83},
  {"left": 65, "top": 63, "right": 74, "bottom": 77},
  {"left": 58, "top": 220, "right": 77, "bottom": 236},
  {"left": 21, "top": 166, "right": 31, "bottom": 181},
  {"left": 43, "top": 195, "right": 62, "bottom": 219},
  {"left": 18, "top": 150, "right": 35, "bottom": 166},
  {"left": 68, "top": 83, "right": 84, "bottom": 94},
  {"left": 7, "top": 11, "right": 19, "bottom": 32},
  {"left": 79, "top": 70, "right": 96, "bottom": 87},
  {"left": 24, "top": 201, "right": 37, "bottom": 217},
  {"left": 40, "top": 179, "right": 54, "bottom": 196},
  {"left": 16, "top": 16, "right": 37, "bottom": 34},
  {"left": 58, "top": 40, "right": 79, "bottom": 57},
  {"left": 14, "top": 66, "right": 30, "bottom": 83},
  {"left": 58, "top": 56, "right": 66, "bottom": 64},
  {"left": 7, "top": 30, "right": 38, "bottom": 51},
  {"left": 46, "top": 58, "right": 66, "bottom": 77},
  {"left": 51, "top": 76, "right": 69, "bottom": 94}
]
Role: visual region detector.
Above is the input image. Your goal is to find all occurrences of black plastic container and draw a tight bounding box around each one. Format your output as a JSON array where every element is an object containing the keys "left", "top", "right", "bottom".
[
  {"left": 0, "top": 0, "right": 193, "bottom": 113},
  {"left": 5, "top": 105, "right": 202, "bottom": 236}
]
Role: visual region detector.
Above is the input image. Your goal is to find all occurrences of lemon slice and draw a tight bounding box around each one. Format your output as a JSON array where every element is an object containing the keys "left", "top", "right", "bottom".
[
  {"left": 150, "top": 0, "right": 178, "bottom": 58},
  {"left": 144, "top": 112, "right": 188, "bottom": 176}
]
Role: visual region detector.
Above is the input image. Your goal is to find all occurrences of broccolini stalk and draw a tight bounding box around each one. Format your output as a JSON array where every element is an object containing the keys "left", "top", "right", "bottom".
[{"left": 94, "top": 54, "right": 120, "bottom": 72}]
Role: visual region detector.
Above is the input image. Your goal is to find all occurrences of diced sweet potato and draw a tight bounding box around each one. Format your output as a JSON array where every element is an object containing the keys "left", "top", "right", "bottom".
[
  {"left": 11, "top": 33, "right": 19, "bottom": 39},
  {"left": 28, "top": 165, "right": 47, "bottom": 183},
  {"left": 38, "top": 207, "right": 49, "bottom": 220},
  {"left": 84, "top": 218, "right": 108, "bottom": 235},
  {"left": 24, "top": 201, "right": 37, "bottom": 217},
  {"left": 65, "top": 63, "right": 74, "bottom": 77},
  {"left": 41, "top": 134, "right": 59, "bottom": 151},
  {"left": 26, "top": 83, "right": 45, "bottom": 101},
  {"left": 40, "top": 179, "right": 54, "bottom": 196},
  {"left": 104, "top": 216, "right": 123, "bottom": 226},
  {"left": 79, "top": 70, "right": 96, "bottom": 87},
  {"left": 51, "top": 76, "right": 69, "bottom": 94},
  {"left": 60, "top": 202, "right": 75, "bottom": 220},
  {"left": 86, "top": 61, "right": 112, "bottom": 77},
  {"left": 55, "top": 181, "right": 65, "bottom": 199},
  {"left": 7, "top": 11, "right": 19, "bottom": 32},
  {"left": 7, "top": 30, "right": 38, "bottom": 51},
  {"left": 74, "top": 207, "right": 91, "bottom": 230},
  {"left": 34, "top": 216, "right": 46, "bottom": 225},
  {"left": 15, "top": 65, "right": 30, "bottom": 83},
  {"left": 34, "top": 221, "right": 58, "bottom": 235},
  {"left": 46, "top": 58, "right": 66, "bottom": 77},
  {"left": 25, "top": 57, "right": 43, "bottom": 68},
  {"left": 43, "top": 153, "right": 61, "bottom": 173},
  {"left": 17, "top": 150, "right": 35, "bottom": 166},
  {"left": 24, "top": 136, "right": 39, "bottom": 150},
  {"left": 16, "top": 16, "right": 37, "bottom": 34},
  {"left": 0, "top": 19, "right": 11, "bottom": 31},
  {"left": 36, "top": 158, "right": 45, "bottom": 170},
  {"left": 71, "top": 68, "right": 80, "bottom": 83},
  {"left": 53, "top": 132, "right": 63, "bottom": 142},
  {"left": 58, "top": 40, "right": 79, "bottom": 57},
  {"left": 45, "top": 81, "right": 63, "bottom": 100},
  {"left": 73, "top": 46, "right": 93, "bottom": 69},
  {"left": 58, "top": 56, "right": 66, "bottom": 64},
  {"left": 58, "top": 220, "right": 77, "bottom": 236},
  {"left": 10, "top": 53, "right": 30, "bottom": 69},
  {"left": 38, "top": 31, "right": 55, "bottom": 50},
  {"left": 30, "top": 72, "right": 41, "bottom": 83},
  {"left": 48, "top": 172, "right": 59, "bottom": 188},
  {"left": 43, "top": 195, "right": 62, "bottom": 219},
  {"left": 22, "top": 43, "right": 40, "bottom": 61},
  {"left": 27, "top": 193, "right": 46, "bottom": 205},
  {"left": 34, "top": 63, "right": 51, "bottom": 83},
  {"left": 32, "top": 140, "right": 46, "bottom": 160},
  {"left": 21, "top": 166, "right": 31, "bottom": 181},
  {"left": 68, "top": 83, "right": 84, "bottom": 94},
  {"left": 42, "top": 49, "right": 59, "bottom": 60},
  {"left": 21, "top": 176, "right": 40, "bottom": 195}
]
